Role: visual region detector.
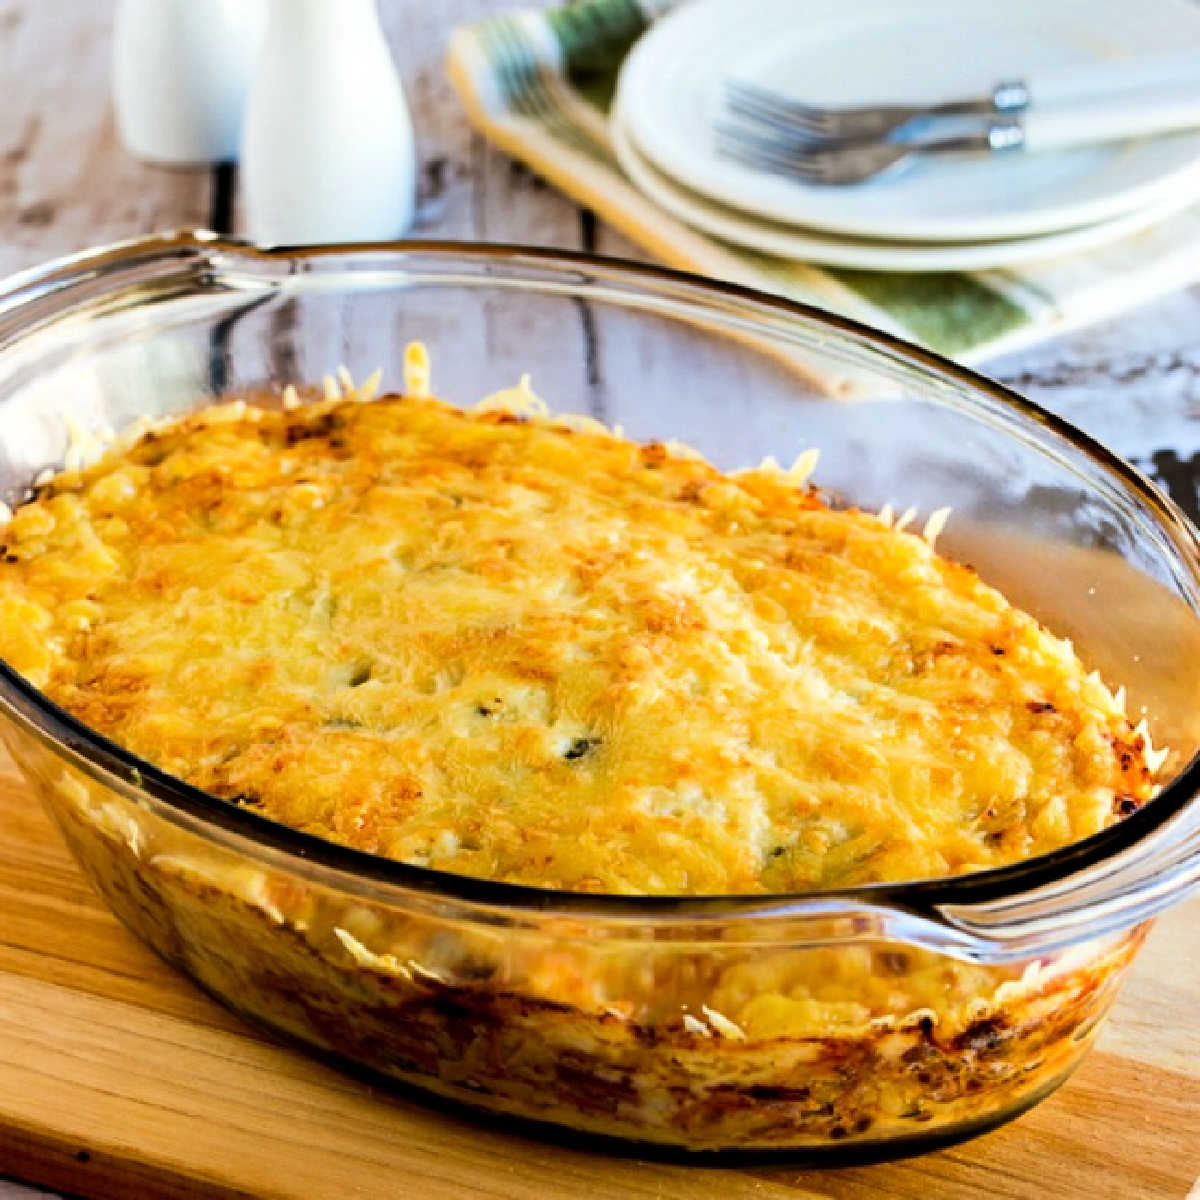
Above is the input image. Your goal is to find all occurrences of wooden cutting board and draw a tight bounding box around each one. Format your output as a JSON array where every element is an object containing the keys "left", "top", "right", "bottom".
[{"left": 0, "top": 753, "right": 1197, "bottom": 1200}]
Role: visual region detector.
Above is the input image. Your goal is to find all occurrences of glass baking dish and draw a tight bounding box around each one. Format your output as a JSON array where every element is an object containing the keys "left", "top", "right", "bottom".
[{"left": 0, "top": 233, "right": 1197, "bottom": 1159}]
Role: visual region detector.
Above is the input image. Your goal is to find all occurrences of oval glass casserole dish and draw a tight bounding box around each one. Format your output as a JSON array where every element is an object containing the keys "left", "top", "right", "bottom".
[{"left": 0, "top": 235, "right": 1197, "bottom": 1159}]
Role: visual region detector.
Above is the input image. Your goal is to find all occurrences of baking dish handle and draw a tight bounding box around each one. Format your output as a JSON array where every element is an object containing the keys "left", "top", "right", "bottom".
[{"left": 921, "top": 802, "right": 1200, "bottom": 962}]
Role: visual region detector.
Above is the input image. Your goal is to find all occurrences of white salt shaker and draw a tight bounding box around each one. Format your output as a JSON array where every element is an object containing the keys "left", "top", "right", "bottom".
[
  {"left": 112, "top": 0, "right": 266, "bottom": 164},
  {"left": 241, "top": 0, "right": 417, "bottom": 245}
]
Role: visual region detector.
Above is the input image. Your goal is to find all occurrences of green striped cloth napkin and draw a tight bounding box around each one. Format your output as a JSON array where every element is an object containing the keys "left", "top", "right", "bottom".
[{"left": 447, "top": 0, "right": 1200, "bottom": 366}]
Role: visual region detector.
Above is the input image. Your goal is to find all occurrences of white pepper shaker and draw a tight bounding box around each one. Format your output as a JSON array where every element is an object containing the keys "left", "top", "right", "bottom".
[
  {"left": 241, "top": 0, "right": 416, "bottom": 245},
  {"left": 112, "top": 0, "right": 266, "bottom": 164}
]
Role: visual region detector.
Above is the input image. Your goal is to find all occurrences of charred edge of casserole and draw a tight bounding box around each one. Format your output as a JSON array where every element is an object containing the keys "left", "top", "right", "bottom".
[
  {"left": 55, "top": 786, "right": 1141, "bottom": 1152},
  {"left": 247, "top": 955, "right": 1120, "bottom": 1145},
  {"left": 254, "top": 941, "right": 1126, "bottom": 1145}
]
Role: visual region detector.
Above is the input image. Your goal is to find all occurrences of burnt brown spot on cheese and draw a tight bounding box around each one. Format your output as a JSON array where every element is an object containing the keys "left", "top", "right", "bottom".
[
  {"left": 283, "top": 411, "right": 345, "bottom": 446},
  {"left": 1113, "top": 794, "right": 1141, "bottom": 817},
  {"left": 563, "top": 736, "right": 601, "bottom": 761},
  {"left": 640, "top": 442, "right": 668, "bottom": 469}
]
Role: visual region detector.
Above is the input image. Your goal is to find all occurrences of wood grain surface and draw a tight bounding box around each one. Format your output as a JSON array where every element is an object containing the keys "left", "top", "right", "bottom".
[
  {"left": 0, "top": 516, "right": 1194, "bottom": 1200},
  {"left": 2, "top": 2, "right": 1200, "bottom": 1197},
  {"left": 0, "top": 752, "right": 1197, "bottom": 1200},
  {"left": 2, "top": 0, "right": 1198, "bottom": 510}
]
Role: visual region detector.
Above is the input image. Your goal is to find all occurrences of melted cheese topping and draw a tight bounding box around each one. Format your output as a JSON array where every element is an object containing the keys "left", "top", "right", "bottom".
[{"left": 0, "top": 389, "right": 1155, "bottom": 894}]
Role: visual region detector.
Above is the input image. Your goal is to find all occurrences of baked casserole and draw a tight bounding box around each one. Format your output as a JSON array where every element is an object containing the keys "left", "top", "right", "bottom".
[{"left": 0, "top": 349, "right": 1165, "bottom": 1151}]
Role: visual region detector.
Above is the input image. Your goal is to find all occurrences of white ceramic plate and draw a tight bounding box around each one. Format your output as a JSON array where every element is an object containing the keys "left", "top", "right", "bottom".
[
  {"left": 611, "top": 106, "right": 1198, "bottom": 271},
  {"left": 618, "top": 0, "right": 1200, "bottom": 243}
]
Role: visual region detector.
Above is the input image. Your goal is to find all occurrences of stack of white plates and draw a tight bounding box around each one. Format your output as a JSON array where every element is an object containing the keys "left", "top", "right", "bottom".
[{"left": 613, "top": 0, "right": 1200, "bottom": 271}]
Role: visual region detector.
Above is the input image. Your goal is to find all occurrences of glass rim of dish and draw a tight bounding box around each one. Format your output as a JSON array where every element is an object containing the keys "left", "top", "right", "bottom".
[{"left": 1, "top": 230, "right": 1198, "bottom": 957}]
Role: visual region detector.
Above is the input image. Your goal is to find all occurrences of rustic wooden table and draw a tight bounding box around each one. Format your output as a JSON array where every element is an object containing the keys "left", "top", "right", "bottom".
[{"left": 1, "top": 3, "right": 1198, "bottom": 1199}]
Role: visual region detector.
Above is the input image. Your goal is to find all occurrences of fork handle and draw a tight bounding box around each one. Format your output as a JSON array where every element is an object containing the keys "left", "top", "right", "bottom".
[
  {"left": 925, "top": 51, "right": 1200, "bottom": 118},
  {"left": 1020, "top": 83, "right": 1200, "bottom": 152},
  {"left": 1028, "top": 49, "right": 1200, "bottom": 106}
]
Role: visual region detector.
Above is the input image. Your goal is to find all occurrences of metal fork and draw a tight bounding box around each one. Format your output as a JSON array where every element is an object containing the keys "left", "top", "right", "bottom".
[
  {"left": 725, "top": 78, "right": 1031, "bottom": 145},
  {"left": 714, "top": 121, "right": 1026, "bottom": 186}
]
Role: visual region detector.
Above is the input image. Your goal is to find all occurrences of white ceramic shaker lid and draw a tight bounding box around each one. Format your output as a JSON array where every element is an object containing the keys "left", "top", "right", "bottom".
[
  {"left": 241, "top": 0, "right": 417, "bottom": 244},
  {"left": 113, "top": 0, "right": 267, "bottom": 165}
]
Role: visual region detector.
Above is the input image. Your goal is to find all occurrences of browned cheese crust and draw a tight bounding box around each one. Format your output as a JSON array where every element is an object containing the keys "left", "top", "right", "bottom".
[{"left": 0, "top": 389, "right": 1156, "bottom": 894}]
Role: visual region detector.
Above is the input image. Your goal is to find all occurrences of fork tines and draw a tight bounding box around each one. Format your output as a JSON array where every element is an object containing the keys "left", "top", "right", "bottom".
[
  {"left": 714, "top": 125, "right": 827, "bottom": 181},
  {"left": 725, "top": 78, "right": 925, "bottom": 145},
  {"left": 725, "top": 79, "right": 847, "bottom": 140}
]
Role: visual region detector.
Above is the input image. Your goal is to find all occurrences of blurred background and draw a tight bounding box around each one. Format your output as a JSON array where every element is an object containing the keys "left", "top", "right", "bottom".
[
  {"left": 0, "top": 0, "right": 1197, "bottom": 531},
  {"left": 1, "top": 5, "right": 1199, "bottom": 1199}
]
